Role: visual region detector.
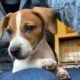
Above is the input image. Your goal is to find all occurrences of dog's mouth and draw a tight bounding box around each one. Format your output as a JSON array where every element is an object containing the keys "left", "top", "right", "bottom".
[
  {"left": 11, "top": 53, "right": 29, "bottom": 60},
  {"left": 14, "top": 55, "right": 27, "bottom": 60},
  {"left": 10, "top": 51, "right": 31, "bottom": 60}
]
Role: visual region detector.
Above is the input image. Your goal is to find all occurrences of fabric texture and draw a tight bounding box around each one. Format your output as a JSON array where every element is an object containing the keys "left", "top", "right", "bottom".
[
  {"left": 0, "top": 68, "right": 80, "bottom": 80},
  {"left": 47, "top": 0, "right": 80, "bottom": 34},
  {"left": 0, "top": 68, "right": 59, "bottom": 80},
  {"left": 66, "top": 68, "right": 80, "bottom": 80}
]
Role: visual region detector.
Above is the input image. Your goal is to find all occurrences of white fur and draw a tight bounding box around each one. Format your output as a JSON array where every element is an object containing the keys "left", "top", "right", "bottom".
[
  {"left": 57, "top": 67, "right": 70, "bottom": 79},
  {"left": 16, "top": 11, "right": 21, "bottom": 35}
]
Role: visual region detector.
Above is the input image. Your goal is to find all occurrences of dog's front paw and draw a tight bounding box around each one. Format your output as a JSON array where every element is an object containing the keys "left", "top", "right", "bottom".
[
  {"left": 57, "top": 67, "right": 70, "bottom": 80},
  {"left": 42, "top": 59, "right": 57, "bottom": 70}
]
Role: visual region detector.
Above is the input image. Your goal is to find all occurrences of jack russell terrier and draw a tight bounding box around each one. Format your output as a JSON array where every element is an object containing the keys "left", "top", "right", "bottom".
[{"left": 0, "top": 7, "right": 70, "bottom": 80}]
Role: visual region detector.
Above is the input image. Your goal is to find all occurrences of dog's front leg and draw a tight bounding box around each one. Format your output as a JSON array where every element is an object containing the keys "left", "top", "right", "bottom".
[
  {"left": 41, "top": 58, "right": 57, "bottom": 70},
  {"left": 40, "top": 58, "right": 70, "bottom": 80},
  {"left": 56, "top": 67, "right": 70, "bottom": 80}
]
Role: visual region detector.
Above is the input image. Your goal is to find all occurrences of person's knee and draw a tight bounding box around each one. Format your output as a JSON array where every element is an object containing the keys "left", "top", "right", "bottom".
[{"left": 13, "top": 69, "right": 59, "bottom": 80}]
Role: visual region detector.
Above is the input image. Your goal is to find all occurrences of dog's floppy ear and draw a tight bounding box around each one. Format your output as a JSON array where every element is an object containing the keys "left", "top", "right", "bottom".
[
  {"left": 32, "top": 7, "right": 57, "bottom": 34},
  {"left": 0, "top": 13, "right": 12, "bottom": 38}
]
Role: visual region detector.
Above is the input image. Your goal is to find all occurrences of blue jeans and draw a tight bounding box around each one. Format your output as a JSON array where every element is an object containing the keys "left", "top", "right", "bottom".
[
  {"left": 0, "top": 68, "right": 59, "bottom": 80},
  {"left": 47, "top": 0, "right": 80, "bottom": 34},
  {"left": 1, "top": 68, "right": 80, "bottom": 80}
]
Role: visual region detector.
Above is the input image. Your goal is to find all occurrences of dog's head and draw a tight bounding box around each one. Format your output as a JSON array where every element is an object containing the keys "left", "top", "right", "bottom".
[{"left": 0, "top": 7, "right": 57, "bottom": 59}]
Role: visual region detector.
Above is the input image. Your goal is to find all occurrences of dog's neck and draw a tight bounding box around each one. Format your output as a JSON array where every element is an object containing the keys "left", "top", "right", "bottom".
[{"left": 12, "top": 37, "right": 55, "bottom": 72}]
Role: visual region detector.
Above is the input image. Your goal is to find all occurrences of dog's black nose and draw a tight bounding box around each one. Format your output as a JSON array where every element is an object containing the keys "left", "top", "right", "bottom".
[{"left": 10, "top": 46, "right": 20, "bottom": 57}]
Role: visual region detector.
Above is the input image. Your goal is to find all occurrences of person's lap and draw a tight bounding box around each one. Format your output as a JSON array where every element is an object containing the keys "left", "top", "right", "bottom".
[{"left": 0, "top": 68, "right": 59, "bottom": 80}]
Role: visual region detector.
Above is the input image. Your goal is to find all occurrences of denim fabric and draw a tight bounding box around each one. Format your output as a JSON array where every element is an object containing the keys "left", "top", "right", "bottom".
[
  {"left": 0, "top": 1, "right": 9, "bottom": 48},
  {"left": 0, "top": 69, "right": 59, "bottom": 80},
  {"left": 47, "top": 0, "right": 80, "bottom": 34},
  {"left": 19, "top": 0, "right": 48, "bottom": 9},
  {"left": 19, "top": 0, "right": 27, "bottom": 9},
  {"left": 66, "top": 68, "right": 80, "bottom": 80},
  {"left": 0, "top": 68, "right": 80, "bottom": 80},
  {"left": 0, "top": 1, "right": 6, "bottom": 19}
]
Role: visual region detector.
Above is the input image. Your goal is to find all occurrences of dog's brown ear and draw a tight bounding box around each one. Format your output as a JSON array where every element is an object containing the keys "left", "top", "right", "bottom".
[
  {"left": 0, "top": 13, "right": 12, "bottom": 38},
  {"left": 32, "top": 7, "right": 57, "bottom": 34}
]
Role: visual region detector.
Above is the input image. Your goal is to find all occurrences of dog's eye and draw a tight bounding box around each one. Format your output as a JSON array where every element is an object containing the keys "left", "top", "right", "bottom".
[
  {"left": 24, "top": 25, "right": 36, "bottom": 32},
  {"left": 7, "top": 28, "right": 12, "bottom": 34}
]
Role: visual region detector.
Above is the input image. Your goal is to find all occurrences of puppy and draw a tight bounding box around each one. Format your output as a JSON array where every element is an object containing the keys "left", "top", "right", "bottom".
[{"left": 0, "top": 7, "right": 70, "bottom": 79}]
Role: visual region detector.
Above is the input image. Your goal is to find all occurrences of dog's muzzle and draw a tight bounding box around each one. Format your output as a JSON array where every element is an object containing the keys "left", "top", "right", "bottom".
[
  {"left": 10, "top": 46, "right": 21, "bottom": 59},
  {"left": 9, "top": 45, "right": 32, "bottom": 59},
  {"left": 9, "top": 36, "right": 33, "bottom": 59}
]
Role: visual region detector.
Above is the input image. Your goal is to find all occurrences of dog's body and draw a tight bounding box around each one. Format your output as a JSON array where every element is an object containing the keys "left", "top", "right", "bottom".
[
  {"left": 0, "top": 7, "right": 70, "bottom": 79},
  {"left": 12, "top": 37, "right": 56, "bottom": 72}
]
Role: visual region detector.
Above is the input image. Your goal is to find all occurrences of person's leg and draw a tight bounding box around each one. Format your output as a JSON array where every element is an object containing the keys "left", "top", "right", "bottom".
[
  {"left": 0, "top": 68, "right": 59, "bottom": 80},
  {"left": 66, "top": 68, "right": 80, "bottom": 80},
  {"left": 14, "top": 68, "right": 59, "bottom": 80}
]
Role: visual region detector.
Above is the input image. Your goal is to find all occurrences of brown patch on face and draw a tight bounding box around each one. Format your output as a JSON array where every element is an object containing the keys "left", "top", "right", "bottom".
[
  {"left": 7, "top": 13, "right": 17, "bottom": 41},
  {"left": 20, "top": 9, "right": 45, "bottom": 48}
]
